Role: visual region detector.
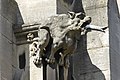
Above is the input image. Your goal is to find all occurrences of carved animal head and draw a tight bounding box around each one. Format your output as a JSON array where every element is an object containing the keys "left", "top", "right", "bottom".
[
  {"left": 65, "top": 11, "right": 91, "bottom": 33},
  {"left": 67, "top": 11, "right": 91, "bottom": 25},
  {"left": 68, "top": 11, "right": 88, "bottom": 19},
  {"left": 27, "top": 33, "right": 34, "bottom": 41}
]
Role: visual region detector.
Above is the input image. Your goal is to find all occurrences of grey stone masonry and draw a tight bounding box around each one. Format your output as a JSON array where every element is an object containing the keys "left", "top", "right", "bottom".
[
  {"left": 0, "top": 0, "right": 18, "bottom": 80},
  {"left": 72, "top": 0, "right": 110, "bottom": 80},
  {"left": 109, "top": 0, "right": 120, "bottom": 80},
  {"left": 0, "top": 0, "right": 112, "bottom": 80},
  {"left": 15, "top": 0, "right": 57, "bottom": 24}
]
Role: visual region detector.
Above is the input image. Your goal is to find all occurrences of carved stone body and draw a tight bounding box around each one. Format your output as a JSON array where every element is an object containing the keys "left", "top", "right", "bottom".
[
  {"left": 30, "top": 12, "right": 91, "bottom": 67},
  {"left": 30, "top": 11, "right": 107, "bottom": 80}
]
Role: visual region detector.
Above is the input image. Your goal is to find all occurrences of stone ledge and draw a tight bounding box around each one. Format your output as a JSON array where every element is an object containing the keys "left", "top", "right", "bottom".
[{"left": 14, "top": 23, "right": 40, "bottom": 45}]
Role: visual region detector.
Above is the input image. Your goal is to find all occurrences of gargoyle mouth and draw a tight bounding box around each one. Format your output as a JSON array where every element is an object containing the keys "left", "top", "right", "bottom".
[{"left": 81, "top": 16, "right": 92, "bottom": 28}]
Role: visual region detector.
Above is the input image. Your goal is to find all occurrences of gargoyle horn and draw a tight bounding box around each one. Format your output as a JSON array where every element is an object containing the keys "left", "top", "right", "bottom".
[{"left": 67, "top": 11, "right": 75, "bottom": 19}]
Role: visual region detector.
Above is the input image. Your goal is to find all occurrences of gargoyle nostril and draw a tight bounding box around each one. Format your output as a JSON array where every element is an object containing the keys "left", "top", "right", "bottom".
[
  {"left": 34, "top": 44, "right": 37, "bottom": 47},
  {"left": 54, "top": 43, "right": 58, "bottom": 48},
  {"left": 31, "top": 49, "right": 33, "bottom": 51},
  {"left": 77, "top": 20, "right": 80, "bottom": 23}
]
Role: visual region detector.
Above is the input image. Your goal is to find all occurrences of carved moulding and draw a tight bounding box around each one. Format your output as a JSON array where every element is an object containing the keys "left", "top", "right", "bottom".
[{"left": 14, "top": 23, "right": 41, "bottom": 45}]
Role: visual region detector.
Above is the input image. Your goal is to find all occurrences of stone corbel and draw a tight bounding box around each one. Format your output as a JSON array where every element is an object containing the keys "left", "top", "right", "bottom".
[{"left": 13, "top": 23, "right": 41, "bottom": 45}]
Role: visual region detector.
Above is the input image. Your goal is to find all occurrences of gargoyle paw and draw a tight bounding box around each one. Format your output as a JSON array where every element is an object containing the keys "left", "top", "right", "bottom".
[
  {"left": 33, "top": 57, "right": 42, "bottom": 68},
  {"left": 46, "top": 57, "right": 55, "bottom": 64}
]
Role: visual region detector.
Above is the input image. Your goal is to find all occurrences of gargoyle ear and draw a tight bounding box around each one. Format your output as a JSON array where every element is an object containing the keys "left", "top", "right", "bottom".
[{"left": 67, "top": 11, "right": 75, "bottom": 19}]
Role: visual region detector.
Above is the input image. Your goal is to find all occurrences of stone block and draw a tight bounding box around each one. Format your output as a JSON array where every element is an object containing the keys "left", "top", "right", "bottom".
[
  {"left": 99, "top": 28, "right": 109, "bottom": 47},
  {"left": 0, "top": 0, "right": 17, "bottom": 23},
  {"left": 85, "top": 7, "right": 108, "bottom": 26},
  {"left": 0, "top": 66, "right": 2, "bottom": 80},
  {"left": 57, "top": 0, "right": 70, "bottom": 14},
  {"left": 27, "top": 6, "right": 56, "bottom": 23},
  {"left": 110, "top": 33, "right": 120, "bottom": 54},
  {"left": 109, "top": 2, "right": 120, "bottom": 79},
  {"left": 87, "top": 31, "right": 103, "bottom": 49},
  {"left": 47, "top": 65, "right": 56, "bottom": 80},
  {"left": 0, "top": 15, "right": 13, "bottom": 41},
  {"left": 117, "top": 0, "right": 120, "bottom": 13},
  {"left": 87, "top": 28, "right": 109, "bottom": 49},
  {"left": 110, "top": 48, "right": 120, "bottom": 80},
  {"left": 73, "top": 46, "right": 109, "bottom": 79},
  {"left": 73, "top": 70, "right": 109, "bottom": 80},
  {"left": 82, "top": 0, "right": 107, "bottom": 10},
  {"left": 0, "top": 34, "right": 13, "bottom": 80},
  {"left": 16, "top": 0, "right": 57, "bottom": 24},
  {"left": 12, "top": 44, "right": 18, "bottom": 68},
  {"left": 0, "top": 1, "right": 17, "bottom": 79},
  {"left": 30, "top": 56, "right": 43, "bottom": 80},
  {"left": 87, "top": 47, "right": 109, "bottom": 71},
  {"left": 73, "top": 35, "right": 109, "bottom": 74},
  {"left": 0, "top": 34, "right": 13, "bottom": 58}
]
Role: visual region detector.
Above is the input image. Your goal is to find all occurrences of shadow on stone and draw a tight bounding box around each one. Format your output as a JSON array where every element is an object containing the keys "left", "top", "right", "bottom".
[
  {"left": 13, "top": 3, "right": 27, "bottom": 80},
  {"left": 55, "top": 0, "right": 106, "bottom": 80},
  {"left": 57, "top": 0, "right": 84, "bottom": 14},
  {"left": 69, "top": 35, "right": 106, "bottom": 80}
]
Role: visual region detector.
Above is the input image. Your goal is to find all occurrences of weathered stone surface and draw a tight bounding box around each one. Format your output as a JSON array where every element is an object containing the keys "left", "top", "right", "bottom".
[
  {"left": 0, "top": 0, "right": 111, "bottom": 80},
  {"left": 99, "top": 29, "right": 109, "bottom": 47},
  {"left": 87, "top": 28, "right": 109, "bottom": 49},
  {"left": 0, "top": 0, "right": 17, "bottom": 23},
  {"left": 75, "top": 70, "right": 109, "bottom": 80},
  {"left": 15, "top": 44, "right": 30, "bottom": 80},
  {"left": 30, "top": 56, "right": 43, "bottom": 80},
  {"left": 73, "top": 46, "right": 109, "bottom": 79},
  {"left": 47, "top": 66, "right": 56, "bottom": 80},
  {"left": 15, "top": 0, "right": 57, "bottom": 24},
  {"left": 57, "top": 0, "right": 70, "bottom": 14},
  {"left": 88, "top": 47, "right": 109, "bottom": 71},
  {"left": 117, "top": 0, "right": 120, "bottom": 13},
  {"left": 0, "top": 0, "right": 18, "bottom": 80},
  {"left": 109, "top": 0, "right": 120, "bottom": 79},
  {"left": 110, "top": 48, "right": 120, "bottom": 80},
  {"left": 85, "top": 7, "right": 108, "bottom": 26},
  {"left": 0, "top": 33, "right": 13, "bottom": 80},
  {"left": 82, "top": 0, "right": 108, "bottom": 10},
  {"left": 87, "top": 31, "right": 103, "bottom": 49},
  {"left": 29, "top": 11, "right": 94, "bottom": 80},
  {"left": 57, "top": 0, "right": 84, "bottom": 14},
  {"left": 72, "top": 0, "right": 109, "bottom": 80},
  {"left": 0, "top": 15, "right": 13, "bottom": 41}
]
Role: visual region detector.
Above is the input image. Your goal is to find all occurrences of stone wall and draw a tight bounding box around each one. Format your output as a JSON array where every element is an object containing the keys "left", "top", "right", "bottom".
[
  {"left": 15, "top": 0, "right": 110, "bottom": 80},
  {"left": 14, "top": 0, "right": 57, "bottom": 80},
  {"left": 15, "top": 0, "right": 57, "bottom": 24},
  {"left": 109, "top": 0, "right": 120, "bottom": 80},
  {"left": 0, "top": 0, "right": 18, "bottom": 80},
  {"left": 57, "top": 0, "right": 110, "bottom": 80},
  {"left": 57, "top": 0, "right": 84, "bottom": 13},
  {"left": 0, "top": 0, "right": 111, "bottom": 80},
  {"left": 74, "top": 0, "right": 110, "bottom": 80}
]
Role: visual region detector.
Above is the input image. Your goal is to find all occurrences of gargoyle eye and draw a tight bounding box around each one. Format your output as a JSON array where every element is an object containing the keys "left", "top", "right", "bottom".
[
  {"left": 76, "top": 12, "right": 86, "bottom": 19},
  {"left": 33, "top": 43, "right": 37, "bottom": 48}
]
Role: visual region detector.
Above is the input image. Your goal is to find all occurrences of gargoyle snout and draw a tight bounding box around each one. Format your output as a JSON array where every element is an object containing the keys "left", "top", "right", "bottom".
[{"left": 84, "top": 16, "right": 92, "bottom": 25}]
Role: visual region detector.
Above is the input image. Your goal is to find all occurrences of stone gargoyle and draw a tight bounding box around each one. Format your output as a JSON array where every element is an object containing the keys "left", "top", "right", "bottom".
[{"left": 30, "top": 11, "right": 107, "bottom": 68}]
